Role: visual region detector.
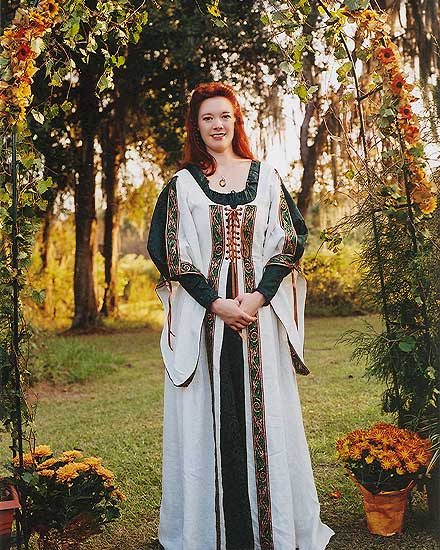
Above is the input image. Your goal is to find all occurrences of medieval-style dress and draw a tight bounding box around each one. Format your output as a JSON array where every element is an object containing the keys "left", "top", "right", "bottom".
[{"left": 147, "top": 160, "right": 335, "bottom": 550}]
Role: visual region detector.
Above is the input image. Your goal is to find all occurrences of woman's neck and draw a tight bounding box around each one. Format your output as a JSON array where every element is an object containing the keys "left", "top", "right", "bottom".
[{"left": 207, "top": 148, "right": 242, "bottom": 169}]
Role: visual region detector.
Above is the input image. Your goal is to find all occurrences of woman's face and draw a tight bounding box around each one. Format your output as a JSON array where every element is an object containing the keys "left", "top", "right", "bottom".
[{"left": 197, "top": 96, "right": 236, "bottom": 154}]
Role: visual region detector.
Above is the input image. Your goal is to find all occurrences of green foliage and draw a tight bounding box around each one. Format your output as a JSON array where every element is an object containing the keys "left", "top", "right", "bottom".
[
  {"left": 302, "top": 248, "right": 375, "bottom": 317},
  {"left": 341, "top": 202, "right": 439, "bottom": 431},
  {"left": 0, "top": 0, "right": 151, "bottom": 441},
  {"left": 29, "top": 337, "right": 125, "bottom": 385}
]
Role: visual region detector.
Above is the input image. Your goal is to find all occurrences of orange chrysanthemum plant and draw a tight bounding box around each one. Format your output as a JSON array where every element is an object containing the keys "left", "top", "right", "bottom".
[
  {"left": 0, "top": 1, "right": 61, "bottom": 127},
  {"left": 336, "top": 423, "right": 433, "bottom": 494},
  {"left": 5, "top": 445, "right": 126, "bottom": 545}
]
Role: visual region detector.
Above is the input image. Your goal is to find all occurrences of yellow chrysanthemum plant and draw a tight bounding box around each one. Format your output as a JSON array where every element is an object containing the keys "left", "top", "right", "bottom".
[
  {"left": 336, "top": 422, "right": 433, "bottom": 494},
  {"left": 6, "top": 445, "right": 126, "bottom": 544}
]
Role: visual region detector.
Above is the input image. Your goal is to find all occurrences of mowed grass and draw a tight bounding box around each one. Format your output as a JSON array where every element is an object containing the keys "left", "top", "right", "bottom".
[{"left": 0, "top": 316, "right": 438, "bottom": 550}]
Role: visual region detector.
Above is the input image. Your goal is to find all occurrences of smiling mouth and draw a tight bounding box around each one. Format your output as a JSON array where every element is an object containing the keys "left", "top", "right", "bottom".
[{"left": 211, "top": 133, "right": 226, "bottom": 138}]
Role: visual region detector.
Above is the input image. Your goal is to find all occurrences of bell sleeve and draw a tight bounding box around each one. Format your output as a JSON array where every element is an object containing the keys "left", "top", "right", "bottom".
[
  {"left": 257, "top": 174, "right": 308, "bottom": 305},
  {"left": 147, "top": 176, "right": 220, "bottom": 309}
]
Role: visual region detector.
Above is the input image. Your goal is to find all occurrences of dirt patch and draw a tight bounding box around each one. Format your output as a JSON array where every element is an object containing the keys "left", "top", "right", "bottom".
[{"left": 26, "top": 381, "right": 96, "bottom": 403}]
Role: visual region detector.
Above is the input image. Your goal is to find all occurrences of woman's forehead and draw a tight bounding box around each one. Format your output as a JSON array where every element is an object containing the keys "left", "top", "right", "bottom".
[{"left": 198, "top": 96, "right": 234, "bottom": 116}]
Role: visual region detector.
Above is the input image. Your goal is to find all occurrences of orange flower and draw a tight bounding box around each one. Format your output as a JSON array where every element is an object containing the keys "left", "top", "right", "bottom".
[
  {"left": 12, "top": 453, "right": 34, "bottom": 467},
  {"left": 415, "top": 449, "right": 432, "bottom": 465},
  {"left": 60, "top": 450, "right": 84, "bottom": 462},
  {"left": 16, "top": 43, "right": 32, "bottom": 61},
  {"left": 377, "top": 47, "right": 395, "bottom": 64},
  {"left": 399, "top": 104, "right": 413, "bottom": 119},
  {"left": 38, "top": 469, "right": 55, "bottom": 477},
  {"left": 32, "top": 445, "right": 53, "bottom": 458},
  {"left": 403, "top": 124, "right": 420, "bottom": 143},
  {"left": 390, "top": 74, "right": 406, "bottom": 95},
  {"left": 397, "top": 448, "right": 411, "bottom": 461},
  {"left": 404, "top": 460, "right": 420, "bottom": 473},
  {"left": 37, "top": 458, "right": 58, "bottom": 470}
]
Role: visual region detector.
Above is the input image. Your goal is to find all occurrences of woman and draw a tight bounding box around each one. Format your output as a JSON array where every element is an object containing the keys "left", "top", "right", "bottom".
[{"left": 147, "top": 82, "right": 335, "bottom": 550}]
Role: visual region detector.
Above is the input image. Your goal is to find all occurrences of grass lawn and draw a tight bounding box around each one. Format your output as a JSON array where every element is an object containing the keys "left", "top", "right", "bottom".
[{"left": 1, "top": 315, "right": 438, "bottom": 550}]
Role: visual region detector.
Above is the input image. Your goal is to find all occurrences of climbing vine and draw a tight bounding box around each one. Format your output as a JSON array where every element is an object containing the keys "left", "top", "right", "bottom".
[{"left": 0, "top": 0, "right": 150, "bottom": 440}]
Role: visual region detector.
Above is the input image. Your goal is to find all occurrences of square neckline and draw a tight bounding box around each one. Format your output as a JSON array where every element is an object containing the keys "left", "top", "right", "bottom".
[{"left": 186, "top": 160, "right": 260, "bottom": 207}]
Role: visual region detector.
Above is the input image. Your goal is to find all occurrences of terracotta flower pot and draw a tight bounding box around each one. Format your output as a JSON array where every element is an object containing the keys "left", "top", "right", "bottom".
[
  {"left": 350, "top": 472, "right": 415, "bottom": 536},
  {"left": 0, "top": 484, "right": 21, "bottom": 550}
]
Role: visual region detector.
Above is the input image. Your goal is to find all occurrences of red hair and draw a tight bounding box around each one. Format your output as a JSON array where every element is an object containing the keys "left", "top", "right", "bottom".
[{"left": 180, "top": 82, "right": 255, "bottom": 176}]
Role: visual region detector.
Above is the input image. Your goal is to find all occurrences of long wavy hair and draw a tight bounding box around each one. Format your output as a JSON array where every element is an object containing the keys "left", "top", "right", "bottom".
[{"left": 180, "top": 82, "right": 255, "bottom": 176}]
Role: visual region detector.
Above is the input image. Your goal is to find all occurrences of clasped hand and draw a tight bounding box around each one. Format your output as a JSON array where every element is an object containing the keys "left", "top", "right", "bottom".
[{"left": 210, "top": 292, "right": 266, "bottom": 332}]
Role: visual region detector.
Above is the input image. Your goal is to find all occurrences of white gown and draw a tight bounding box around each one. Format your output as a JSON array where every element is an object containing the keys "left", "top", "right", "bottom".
[{"left": 151, "top": 161, "right": 335, "bottom": 550}]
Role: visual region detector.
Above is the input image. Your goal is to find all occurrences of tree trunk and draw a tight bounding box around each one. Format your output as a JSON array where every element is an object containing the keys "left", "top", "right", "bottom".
[
  {"left": 100, "top": 98, "right": 127, "bottom": 317},
  {"left": 72, "top": 64, "right": 99, "bottom": 330}
]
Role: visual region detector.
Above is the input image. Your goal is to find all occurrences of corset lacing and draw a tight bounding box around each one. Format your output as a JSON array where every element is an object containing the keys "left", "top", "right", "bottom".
[{"left": 225, "top": 205, "right": 243, "bottom": 298}]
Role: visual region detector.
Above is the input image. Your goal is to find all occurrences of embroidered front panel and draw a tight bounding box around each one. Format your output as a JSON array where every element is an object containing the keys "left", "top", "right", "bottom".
[
  {"left": 266, "top": 191, "right": 297, "bottom": 270},
  {"left": 206, "top": 204, "right": 225, "bottom": 550},
  {"left": 165, "top": 177, "right": 180, "bottom": 278},
  {"left": 241, "top": 205, "right": 274, "bottom": 550},
  {"left": 165, "top": 178, "right": 206, "bottom": 278}
]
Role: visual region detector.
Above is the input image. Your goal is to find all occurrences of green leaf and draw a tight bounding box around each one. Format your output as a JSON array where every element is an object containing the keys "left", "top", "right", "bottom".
[
  {"left": 398, "top": 336, "right": 416, "bottom": 353},
  {"left": 345, "top": 0, "right": 369, "bottom": 10},
  {"left": 336, "top": 61, "right": 352, "bottom": 81},
  {"left": 280, "top": 61, "right": 294, "bottom": 75},
  {"left": 334, "top": 45, "right": 346, "bottom": 60},
  {"left": 294, "top": 83, "right": 308, "bottom": 101},
  {"left": 97, "top": 74, "right": 109, "bottom": 93},
  {"left": 61, "top": 101, "right": 72, "bottom": 112},
  {"left": 344, "top": 169, "right": 355, "bottom": 180},
  {"left": 50, "top": 72, "right": 63, "bottom": 87},
  {"left": 37, "top": 178, "right": 52, "bottom": 194},
  {"left": 260, "top": 14, "right": 270, "bottom": 25},
  {"left": 408, "top": 144, "right": 424, "bottom": 157},
  {"left": 32, "top": 289, "right": 46, "bottom": 305}
]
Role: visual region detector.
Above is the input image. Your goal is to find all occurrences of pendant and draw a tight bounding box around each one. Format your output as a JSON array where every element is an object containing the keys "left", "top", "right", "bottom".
[{"left": 219, "top": 176, "right": 226, "bottom": 187}]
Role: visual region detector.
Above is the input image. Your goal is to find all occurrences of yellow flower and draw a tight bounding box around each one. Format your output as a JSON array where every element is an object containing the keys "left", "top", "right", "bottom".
[
  {"left": 396, "top": 467, "right": 405, "bottom": 475},
  {"left": 415, "top": 449, "right": 432, "bottom": 465},
  {"left": 32, "top": 445, "right": 52, "bottom": 458},
  {"left": 365, "top": 455, "right": 374, "bottom": 464},
  {"left": 56, "top": 462, "right": 86, "bottom": 483},
  {"left": 39, "top": 0, "right": 60, "bottom": 18},
  {"left": 38, "top": 469, "right": 55, "bottom": 477},
  {"left": 60, "top": 450, "right": 84, "bottom": 462},
  {"left": 207, "top": 3, "right": 221, "bottom": 17},
  {"left": 83, "top": 456, "right": 103, "bottom": 469},
  {"left": 96, "top": 466, "right": 115, "bottom": 482},
  {"left": 74, "top": 462, "right": 91, "bottom": 473},
  {"left": 419, "top": 195, "right": 437, "bottom": 215},
  {"left": 404, "top": 460, "right": 420, "bottom": 473},
  {"left": 37, "top": 458, "right": 58, "bottom": 470},
  {"left": 12, "top": 452, "right": 34, "bottom": 467}
]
